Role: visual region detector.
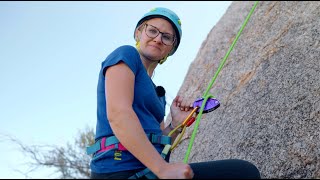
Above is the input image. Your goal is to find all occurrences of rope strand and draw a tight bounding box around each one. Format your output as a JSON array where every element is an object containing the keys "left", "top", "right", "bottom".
[{"left": 184, "top": 1, "right": 259, "bottom": 163}]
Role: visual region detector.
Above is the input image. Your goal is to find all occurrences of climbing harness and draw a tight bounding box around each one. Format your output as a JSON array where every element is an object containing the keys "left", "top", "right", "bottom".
[
  {"left": 86, "top": 133, "right": 171, "bottom": 162},
  {"left": 87, "top": 1, "right": 258, "bottom": 179}
]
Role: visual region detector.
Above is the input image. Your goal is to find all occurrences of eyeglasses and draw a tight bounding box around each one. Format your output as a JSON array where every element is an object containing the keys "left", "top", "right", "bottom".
[{"left": 144, "top": 24, "right": 176, "bottom": 46}]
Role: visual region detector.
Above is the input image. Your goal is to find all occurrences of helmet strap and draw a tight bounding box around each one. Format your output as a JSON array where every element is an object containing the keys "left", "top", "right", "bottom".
[
  {"left": 159, "top": 55, "right": 168, "bottom": 65},
  {"left": 135, "top": 41, "right": 141, "bottom": 51}
]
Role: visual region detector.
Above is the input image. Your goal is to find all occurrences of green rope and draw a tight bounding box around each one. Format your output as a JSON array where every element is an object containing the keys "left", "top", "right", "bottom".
[{"left": 184, "top": 1, "right": 259, "bottom": 163}]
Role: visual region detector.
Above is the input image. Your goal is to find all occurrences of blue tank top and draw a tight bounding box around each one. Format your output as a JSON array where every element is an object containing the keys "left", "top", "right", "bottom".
[{"left": 91, "top": 45, "right": 166, "bottom": 173}]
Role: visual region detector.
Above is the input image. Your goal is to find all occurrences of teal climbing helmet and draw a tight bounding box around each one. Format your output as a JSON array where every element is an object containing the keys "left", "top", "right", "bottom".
[{"left": 134, "top": 7, "right": 182, "bottom": 56}]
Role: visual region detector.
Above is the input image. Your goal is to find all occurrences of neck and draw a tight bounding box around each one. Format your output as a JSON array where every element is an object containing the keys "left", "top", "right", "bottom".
[{"left": 140, "top": 55, "right": 158, "bottom": 77}]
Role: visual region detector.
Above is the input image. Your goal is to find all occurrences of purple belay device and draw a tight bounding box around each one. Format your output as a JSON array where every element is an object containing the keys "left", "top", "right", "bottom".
[{"left": 193, "top": 97, "right": 220, "bottom": 113}]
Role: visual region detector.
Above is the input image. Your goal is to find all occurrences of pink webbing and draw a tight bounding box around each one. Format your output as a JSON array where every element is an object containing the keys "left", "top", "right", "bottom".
[{"left": 97, "top": 137, "right": 127, "bottom": 153}]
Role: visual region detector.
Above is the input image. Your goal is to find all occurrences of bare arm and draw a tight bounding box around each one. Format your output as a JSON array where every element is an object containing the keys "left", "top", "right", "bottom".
[
  {"left": 105, "top": 62, "right": 168, "bottom": 176},
  {"left": 106, "top": 62, "right": 193, "bottom": 179}
]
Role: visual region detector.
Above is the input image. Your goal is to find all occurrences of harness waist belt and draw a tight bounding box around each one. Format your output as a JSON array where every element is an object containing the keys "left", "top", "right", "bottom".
[{"left": 86, "top": 133, "right": 171, "bottom": 155}]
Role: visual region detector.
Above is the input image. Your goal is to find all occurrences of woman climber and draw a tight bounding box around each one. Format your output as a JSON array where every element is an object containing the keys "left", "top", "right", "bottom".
[{"left": 88, "top": 7, "right": 261, "bottom": 179}]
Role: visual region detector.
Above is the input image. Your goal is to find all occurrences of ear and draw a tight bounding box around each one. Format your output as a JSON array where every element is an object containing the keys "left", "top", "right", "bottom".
[{"left": 135, "top": 30, "right": 141, "bottom": 42}]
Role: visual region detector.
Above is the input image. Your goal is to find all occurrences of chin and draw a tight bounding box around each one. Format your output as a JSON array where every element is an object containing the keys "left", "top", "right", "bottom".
[
  {"left": 149, "top": 57, "right": 162, "bottom": 62},
  {"left": 144, "top": 53, "right": 162, "bottom": 61}
]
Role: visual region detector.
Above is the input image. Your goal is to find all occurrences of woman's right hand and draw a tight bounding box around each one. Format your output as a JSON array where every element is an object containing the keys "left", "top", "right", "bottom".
[
  {"left": 157, "top": 162, "right": 194, "bottom": 179},
  {"left": 170, "top": 95, "right": 194, "bottom": 127}
]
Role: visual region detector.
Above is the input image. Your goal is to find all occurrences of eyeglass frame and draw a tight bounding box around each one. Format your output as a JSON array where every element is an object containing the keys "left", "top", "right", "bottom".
[{"left": 144, "top": 24, "right": 176, "bottom": 46}]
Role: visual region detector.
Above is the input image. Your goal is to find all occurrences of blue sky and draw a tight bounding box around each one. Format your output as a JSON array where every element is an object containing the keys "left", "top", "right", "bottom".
[{"left": 0, "top": 1, "right": 231, "bottom": 178}]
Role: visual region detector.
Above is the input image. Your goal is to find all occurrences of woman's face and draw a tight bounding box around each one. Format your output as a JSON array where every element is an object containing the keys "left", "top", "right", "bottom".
[{"left": 136, "top": 18, "right": 175, "bottom": 61}]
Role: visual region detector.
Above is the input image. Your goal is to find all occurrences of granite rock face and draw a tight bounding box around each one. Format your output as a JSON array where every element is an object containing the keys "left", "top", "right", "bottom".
[{"left": 168, "top": 1, "right": 320, "bottom": 178}]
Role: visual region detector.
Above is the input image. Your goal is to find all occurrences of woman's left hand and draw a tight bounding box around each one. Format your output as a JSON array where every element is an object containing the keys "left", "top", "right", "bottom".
[{"left": 170, "top": 95, "right": 194, "bottom": 127}]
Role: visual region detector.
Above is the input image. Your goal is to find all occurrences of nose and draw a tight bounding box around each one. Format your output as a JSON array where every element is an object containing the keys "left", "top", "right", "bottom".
[{"left": 153, "top": 33, "right": 163, "bottom": 44}]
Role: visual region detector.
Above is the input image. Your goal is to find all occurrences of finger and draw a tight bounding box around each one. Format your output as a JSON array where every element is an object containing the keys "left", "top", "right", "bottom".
[
  {"left": 184, "top": 167, "right": 194, "bottom": 179},
  {"left": 188, "top": 99, "right": 194, "bottom": 111},
  {"left": 176, "top": 95, "right": 184, "bottom": 108},
  {"left": 186, "top": 98, "right": 195, "bottom": 111},
  {"left": 172, "top": 95, "right": 180, "bottom": 107},
  {"left": 189, "top": 167, "right": 194, "bottom": 179},
  {"left": 180, "top": 98, "right": 192, "bottom": 111}
]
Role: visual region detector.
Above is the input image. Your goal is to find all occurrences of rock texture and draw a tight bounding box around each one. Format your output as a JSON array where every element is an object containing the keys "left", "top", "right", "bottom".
[{"left": 168, "top": 1, "right": 320, "bottom": 178}]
